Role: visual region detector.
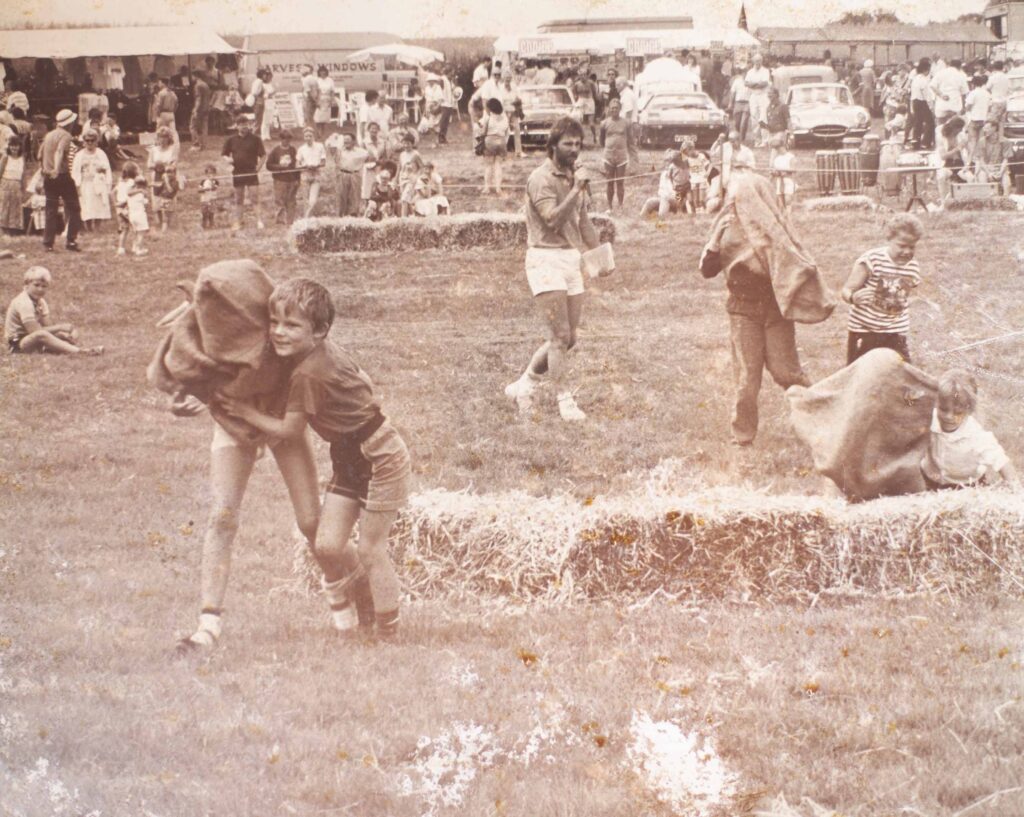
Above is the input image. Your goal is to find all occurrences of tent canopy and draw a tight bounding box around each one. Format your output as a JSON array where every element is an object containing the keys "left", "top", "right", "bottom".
[
  {"left": 0, "top": 26, "right": 237, "bottom": 59},
  {"left": 344, "top": 43, "right": 444, "bottom": 66}
]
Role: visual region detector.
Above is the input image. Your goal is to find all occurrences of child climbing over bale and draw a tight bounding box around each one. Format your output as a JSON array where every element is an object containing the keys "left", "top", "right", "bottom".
[{"left": 921, "top": 368, "right": 1018, "bottom": 490}]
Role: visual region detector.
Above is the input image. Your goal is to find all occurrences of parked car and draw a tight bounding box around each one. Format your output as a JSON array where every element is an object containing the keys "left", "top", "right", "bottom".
[
  {"left": 772, "top": 64, "right": 838, "bottom": 98},
  {"left": 637, "top": 91, "right": 729, "bottom": 148},
  {"left": 1002, "top": 74, "right": 1024, "bottom": 139},
  {"left": 513, "top": 84, "right": 576, "bottom": 148},
  {"left": 787, "top": 83, "right": 870, "bottom": 144}
]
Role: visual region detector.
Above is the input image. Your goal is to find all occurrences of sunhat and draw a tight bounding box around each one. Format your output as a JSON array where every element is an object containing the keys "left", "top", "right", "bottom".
[{"left": 55, "top": 109, "right": 77, "bottom": 127}]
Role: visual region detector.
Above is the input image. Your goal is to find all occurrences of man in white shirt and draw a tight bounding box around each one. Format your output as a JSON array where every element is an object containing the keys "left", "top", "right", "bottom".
[
  {"left": 721, "top": 129, "right": 756, "bottom": 190},
  {"left": 744, "top": 53, "right": 771, "bottom": 147},
  {"left": 536, "top": 63, "right": 557, "bottom": 85},
  {"left": 437, "top": 68, "right": 457, "bottom": 145},
  {"left": 930, "top": 58, "right": 969, "bottom": 124},
  {"left": 617, "top": 79, "right": 638, "bottom": 123},
  {"left": 987, "top": 60, "right": 1010, "bottom": 101}
]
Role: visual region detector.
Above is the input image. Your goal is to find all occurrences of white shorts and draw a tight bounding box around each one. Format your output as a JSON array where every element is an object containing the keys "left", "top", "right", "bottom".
[{"left": 525, "top": 247, "right": 584, "bottom": 297}]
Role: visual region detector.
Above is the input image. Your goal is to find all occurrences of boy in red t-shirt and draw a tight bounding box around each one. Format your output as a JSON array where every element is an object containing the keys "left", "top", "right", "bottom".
[{"left": 219, "top": 279, "right": 411, "bottom": 637}]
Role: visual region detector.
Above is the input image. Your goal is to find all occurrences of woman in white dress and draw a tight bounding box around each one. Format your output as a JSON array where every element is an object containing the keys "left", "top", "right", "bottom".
[
  {"left": 313, "top": 67, "right": 336, "bottom": 141},
  {"left": 261, "top": 70, "right": 276, "bottom": 141},
  {"left": 71, "top": 129, "right": 112, "bottom": 230}
]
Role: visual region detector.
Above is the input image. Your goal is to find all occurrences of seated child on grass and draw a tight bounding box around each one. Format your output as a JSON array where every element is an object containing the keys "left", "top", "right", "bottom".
[
  {"left": 921, "top": 368, "right": 1018, "bottom": 490},
  {"left": 640, "top": 148, "right": 690, "bottom": 220},
  {"left": 364, "top": 162, "right": 399, "bottom": 221},
  {"left": 842, "top": 213, "right": 924, "bottom": 365},
  {"left": 4, "top": 266, "right": 103, "bottom": 355},
  {"left": 412, "top": 161, "right": 449, "bottom": 216},
  {"left": 218, "top": 278, "right": 412, "bottom": 638}
]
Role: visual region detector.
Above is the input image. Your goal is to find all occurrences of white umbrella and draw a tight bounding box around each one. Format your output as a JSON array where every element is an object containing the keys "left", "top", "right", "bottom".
[{"left": 345, "top": 43, "right": 444, "bottom": 67}]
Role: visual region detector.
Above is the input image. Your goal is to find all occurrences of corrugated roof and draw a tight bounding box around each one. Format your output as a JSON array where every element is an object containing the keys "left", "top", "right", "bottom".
[
  {"left": 0, "top": 25, "right": 237, "bottom": 58},
  {"left": 822, "top": 22, "right": 999, "bottom": 43},
  {"left": 757, "top": 27, "right": 826, "bottom": 40},
  {"left": 241, "top": 32, "right": 401, "bottom": 52}
]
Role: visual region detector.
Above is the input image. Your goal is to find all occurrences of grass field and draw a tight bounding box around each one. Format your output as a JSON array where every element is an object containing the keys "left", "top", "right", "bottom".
[{"left": 2, "top": 125, "right": 1024, "bottom": 816}]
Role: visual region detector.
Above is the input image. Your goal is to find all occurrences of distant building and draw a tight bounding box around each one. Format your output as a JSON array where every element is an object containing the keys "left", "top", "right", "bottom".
[
  {"left": 985, "top": 0, "right": 1024, "bottom": 41},
  {"left": 538, "top": 17, "right": 695, "bottom": 33},
  {"left": 757, "top": 22, "right": 999, "bottom": 64}
]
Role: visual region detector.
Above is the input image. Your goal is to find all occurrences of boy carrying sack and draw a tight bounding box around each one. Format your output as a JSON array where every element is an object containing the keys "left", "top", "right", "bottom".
[{"left": 218, "top": 279, "right": 411, "bottom": 638}]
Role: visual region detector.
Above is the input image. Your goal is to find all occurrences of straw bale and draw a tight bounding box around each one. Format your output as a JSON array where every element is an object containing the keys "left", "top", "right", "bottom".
[
  {"left": 289, "top": 212, "right": 616, "bottom": 254},
  {"left": 383, "top": 481, "right": 1024, "bottom": 604},
  {"left": 801, "top": 195, "right": 876, "bottom": 212},
  {"left": 944, "top": 197, "right": 1017, "bottom": 212}
]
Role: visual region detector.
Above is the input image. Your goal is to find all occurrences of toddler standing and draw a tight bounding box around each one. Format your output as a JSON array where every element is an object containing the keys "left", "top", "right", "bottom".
[
  {"left": 842, "top": 214, "right": 924, "bottom": 364},
  {"left": 921, "top": 369, "right": 1018, "bottom": 489},
  {"left": 152, "top": 162, "right": 183, "bottom": 231},
  {"left": 198, "top": 164, "right": 220, "bottom": 229},
  {"left": 685, "top": 142, "right": 710, "bottom": 213},
  {"left": 115, "top": 161, "right": 149, "bottom": 256}
]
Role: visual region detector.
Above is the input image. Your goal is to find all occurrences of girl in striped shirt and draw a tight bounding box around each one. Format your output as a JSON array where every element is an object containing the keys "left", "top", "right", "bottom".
[{"left": 842, "top": 214, "right": 924, "bottom": 365}]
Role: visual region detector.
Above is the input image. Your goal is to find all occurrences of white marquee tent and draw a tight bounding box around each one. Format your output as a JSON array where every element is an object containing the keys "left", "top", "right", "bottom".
[{"left": 0, "top": 26, "right": 236, "bottom": 59}]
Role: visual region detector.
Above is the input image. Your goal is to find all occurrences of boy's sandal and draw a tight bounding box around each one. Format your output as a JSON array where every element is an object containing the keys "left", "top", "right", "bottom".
[{"left": 174, "top": 628, "right": 218, "bottom": 656}]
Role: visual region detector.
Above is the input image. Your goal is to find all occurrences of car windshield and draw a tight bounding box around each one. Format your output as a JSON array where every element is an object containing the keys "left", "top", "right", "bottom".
[
  {"left": 1009, "top": 76, "right": 1024, "bottom": 96},
  {"left": 647, "top": 94, "right": 713, "bottom": 111},
  {"left": 790, "top": 86, "right": 851, "bottom": 106},
  {"left": 520, "top": 88, "right": 572, "bottom": 108}
]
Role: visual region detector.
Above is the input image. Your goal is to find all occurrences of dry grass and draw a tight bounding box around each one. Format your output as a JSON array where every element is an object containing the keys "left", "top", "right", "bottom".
[{"left": 2, "top": 128, "right": 1024, "bottom": 817}]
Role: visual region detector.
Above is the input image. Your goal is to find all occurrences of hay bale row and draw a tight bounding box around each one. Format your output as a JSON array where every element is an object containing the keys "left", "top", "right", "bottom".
[
  {"left": 800, "top": 195, "right": 876, "bottom": 212},
  {"left": 289, "top": 212, "right": 616, "bottom": 254},
  {"left": 943, "top": 197, "right": 1018, "bottom": 212},
  {"left": 388, "top": 486, "right": 1024, "bottom": 603}
]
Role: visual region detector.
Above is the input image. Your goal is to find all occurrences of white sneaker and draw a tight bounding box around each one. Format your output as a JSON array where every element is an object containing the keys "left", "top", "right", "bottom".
[
  {"left": 504, "top": 375, "right": 535, "bottom": 400},
  {"left": 557, "top": 393, "right": 587, "bottom": 422},
  {"left": 116, "top": 247, "right": 126, "bottom": 256}
]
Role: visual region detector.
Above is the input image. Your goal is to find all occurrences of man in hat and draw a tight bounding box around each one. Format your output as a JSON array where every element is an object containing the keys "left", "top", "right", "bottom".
[{"left": 40, "top": 109, "right": 83, "bottom": 252}]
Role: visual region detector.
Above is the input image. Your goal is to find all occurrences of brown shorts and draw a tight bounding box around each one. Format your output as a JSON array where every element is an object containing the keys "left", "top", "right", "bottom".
[{"left": 327, "top": 419, "right": 411, "bottom": 512}]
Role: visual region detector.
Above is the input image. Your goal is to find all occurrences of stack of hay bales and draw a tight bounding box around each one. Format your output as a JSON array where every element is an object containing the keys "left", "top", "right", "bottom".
[{"left": 289, "top": 213, "right": 616, "bottom": 254}]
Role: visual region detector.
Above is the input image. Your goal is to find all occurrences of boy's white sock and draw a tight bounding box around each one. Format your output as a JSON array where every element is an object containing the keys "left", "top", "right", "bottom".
[{"left": 322, "top": 572, "right": 364, "bottom": 632}]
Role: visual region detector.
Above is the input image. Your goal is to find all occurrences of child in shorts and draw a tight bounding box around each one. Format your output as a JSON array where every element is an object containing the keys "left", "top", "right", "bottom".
[
  {"left": 152, "top": 162, "right": 183, "bottom": 232},
  {"left": 114, "top": 161, "right": 149, "bottom": 256},
  {"left": 685, "top": 142, "right": 711, "bottom": 213},
  {"left": 198, "top": 164, "right": 220, "bottom": 229},
  {"left": 842, "top": 214, "right": 924, "bottom": 365},
  {"left": 218, "top": 278, "right": 411, "bottom": 638},
  {"left": 920, "top": 368, "right": 1018, "bottom": 490},
  {"left": 4, "top": 266, "right": 103, "bottom": 355}
]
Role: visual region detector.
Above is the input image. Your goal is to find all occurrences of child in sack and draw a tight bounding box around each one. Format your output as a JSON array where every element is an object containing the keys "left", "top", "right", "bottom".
[
  {"left": 921, "top": 368, "right": 1018, "bottom": 490},
  {"left": 218, "top": 278, "right": 412, "bottom": 638},
  {"left": 842, "top": 214, "right": 924, "bottom": 365}
]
